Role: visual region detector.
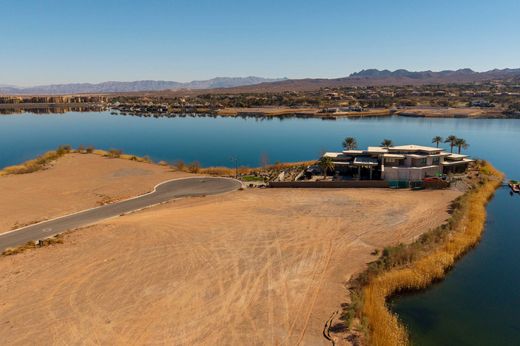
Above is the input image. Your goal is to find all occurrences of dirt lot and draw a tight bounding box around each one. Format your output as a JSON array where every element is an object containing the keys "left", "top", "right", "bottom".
[
  {"left": 0, "top": 154, "right": 190, "bottom": 232},
  {"left": 0, "top": 159, "right": 460, "bottom": 346},
  {"left": 397, "top": 107, "right": 504, "bottom": 118}
]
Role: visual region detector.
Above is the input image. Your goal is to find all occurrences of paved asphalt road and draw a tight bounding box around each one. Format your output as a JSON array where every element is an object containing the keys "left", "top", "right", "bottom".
[{"left": 0, "top": 177, "right": 241, "bottom": 252}]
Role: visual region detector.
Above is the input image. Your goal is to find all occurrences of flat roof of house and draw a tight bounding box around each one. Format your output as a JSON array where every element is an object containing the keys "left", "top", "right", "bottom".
[
  {"left": 383, "top": 153, "right": 405, "bottom": 159},
  {"left": 388, "top": 145, "right": 443, "bottom": 152},
  {"left": 325, "top": 145, "right": 459, "bottom": 159},
  {"left": 323, "top": 152, "right": 343, "bottom": 158},
  {"left": 353, "top": 157, "right": 379, "bottom": 165},
  {"left": 366, "top": 146, "right": 388, "bottom": 153},
  {"left": 442, "top": 158, "right": 474, "bottom": 165},
  {"left": 445, "top": 153, "right": 469, "bottom": 159}
]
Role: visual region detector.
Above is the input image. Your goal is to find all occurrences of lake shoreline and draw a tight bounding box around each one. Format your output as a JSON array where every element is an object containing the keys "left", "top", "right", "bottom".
[
  {"left": 3, "top": 104, "right": 519, "bottom": 119},
  {"left": 0, "top": 151, "right": 461, "bottom": 345},
  {"left": 340, "top": 162, "right": 504, "bottom": 345}
]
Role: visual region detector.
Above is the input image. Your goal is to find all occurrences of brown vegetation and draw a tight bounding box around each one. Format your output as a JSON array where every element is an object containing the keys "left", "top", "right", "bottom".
[
  {"left": 0, "top": 145, "right": 72, "bottom": 176},
  {"left": 2, "top": 234, "right": 64, "bottom": 256},
  {"left": 344, "top": 161, "right": 503, "bottom": 345}
]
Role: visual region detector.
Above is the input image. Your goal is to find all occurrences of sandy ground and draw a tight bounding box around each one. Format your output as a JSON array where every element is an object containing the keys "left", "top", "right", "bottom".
[
  {"left": 0, "top": 154, "right": 190, "bottom": 232},
  {"left": 397, "top": 107, "right": 504, "bottom": 118},
  {"left": 0, "top": 173, "right": 460, "bottom": 345}
]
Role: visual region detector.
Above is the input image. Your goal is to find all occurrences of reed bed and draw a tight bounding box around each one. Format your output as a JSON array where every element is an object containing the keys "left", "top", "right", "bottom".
[
  {"left": 0, "top": 145, "right": 71, "bottom": 176},
  {"left": 1, "top": 144, "right": 314, "bottom": 179},
  {"left": 350, "top": 162, "right": 503, "bottom": 345}
]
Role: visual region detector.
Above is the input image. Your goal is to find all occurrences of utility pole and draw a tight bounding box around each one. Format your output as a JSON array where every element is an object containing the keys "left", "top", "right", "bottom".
[{"left": 230, "top": 156, "right": 239, "bottom": 179}]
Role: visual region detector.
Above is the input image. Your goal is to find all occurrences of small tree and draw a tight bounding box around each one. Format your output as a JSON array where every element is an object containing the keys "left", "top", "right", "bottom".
[
  {"left": 56, "top": 144, "right": 72, "bottom": 156},
  {"left": 318, "top": 156, "right": 335, "bottom": 179},
  {"left": 444, "top": 135, "right": 458, "bottom": 153},
  {"left": 455, "top": 138, "right": 469, "bottom": 154},
  {"left": 342, "top": 137, "right": 358, "bottom": 150},
  {"left": 259, "top": 152, "right": 269, "bottom": 168},
  {"left": 175, "top": 160, "right": 185, "bottom": 171},
  {"left": 432, "top": 136, "right": 443, "bottom": 148},
  {"left": 380, "top": 139, "right": 393, "bottom": 148},
  {"left": 108, "top": 149, "right": 122, "bottom": 158},
  {"left": 188, "top": 161, "right": 200, "bottom": 173}
]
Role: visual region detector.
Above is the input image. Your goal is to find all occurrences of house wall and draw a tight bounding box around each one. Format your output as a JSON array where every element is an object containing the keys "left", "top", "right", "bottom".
[
  {"left": 384, "top": 166, "right": 442, "bottom": 181},
  {"left": 269, "top": 180, "right": 389, "bottom": 188}
]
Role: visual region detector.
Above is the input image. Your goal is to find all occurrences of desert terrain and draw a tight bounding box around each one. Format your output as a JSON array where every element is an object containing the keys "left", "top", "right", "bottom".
[
  {"left": 397, "top": 107, "right": 504, "bottom": 118},
  {"left": 0, "top": 156, "right": 460, "bottom": 345},
  {"left": 0, "top": 154, "right": 190, "bottom": 232}
]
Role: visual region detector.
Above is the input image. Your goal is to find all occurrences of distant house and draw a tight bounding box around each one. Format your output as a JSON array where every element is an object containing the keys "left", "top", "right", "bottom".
[
  {"left": 322, "top": 144, "right": 473, "bottom": 181},
  {"left": 321, "top": 106, "right": 365, "bottom": 113},
  {"left": 469, "top": 100, "right": 495, "bottom": 107}
]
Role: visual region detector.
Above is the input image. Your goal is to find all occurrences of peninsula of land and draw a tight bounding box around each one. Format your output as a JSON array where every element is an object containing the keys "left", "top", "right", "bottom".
[{"left": 0, "top": 152, "right": 460, "bottom": 345}]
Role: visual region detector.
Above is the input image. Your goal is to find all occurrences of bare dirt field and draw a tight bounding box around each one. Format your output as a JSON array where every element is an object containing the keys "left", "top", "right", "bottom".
[
  {"left": 0, "top": 161, "right": 460, "bottom": 345},
  {"left": 0, "top": 154, "right": 190, "bottom": 232},
  {"left": 397, "top": 107, "right": 504, "bottom": 118}
]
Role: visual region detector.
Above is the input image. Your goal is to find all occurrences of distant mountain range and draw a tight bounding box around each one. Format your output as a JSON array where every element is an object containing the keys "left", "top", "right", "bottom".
[
  {"left": 144, "top": 68, "right": 520, "bottom": 96},
  {"left": 2, "top": 68, "right": 520, "bottom": 96},
  {"left": 348, "top": 68, "right": 520, "bottom": 81},
  {"left": 198, "top": 68, "right": 520, "bottom": 94},
  {"left": 0, "top": 77, "right": 286, "bottom": 95}
]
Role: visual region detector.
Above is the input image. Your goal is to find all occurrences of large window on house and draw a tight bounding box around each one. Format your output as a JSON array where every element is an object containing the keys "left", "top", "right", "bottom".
[{"left": 432, "top": 157, "right": 440, "bottom": 165}]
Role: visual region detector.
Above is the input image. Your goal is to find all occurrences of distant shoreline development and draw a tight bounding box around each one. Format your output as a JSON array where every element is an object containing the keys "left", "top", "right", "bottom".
[{"left": 1, "top": 68, "right": 519, "bottom": 119}]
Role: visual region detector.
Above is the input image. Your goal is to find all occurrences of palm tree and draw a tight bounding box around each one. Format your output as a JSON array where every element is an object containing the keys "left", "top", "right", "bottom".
[
  {"left": 318, "top": 156, "right": 335, "bottom": 179},
  {"left": 444, "top": 135, "right": 458, "bottom": 153},
  {"left": 432, "top": 136, "right": 443, "bottom": 148},
  {"left": 342, "top": 137, "right": 358, "bottom": 150},
  {"left": 455, "top": 138, "right": 469, "bottom": 154},
  {"left": 380, "top": 139, "right": 394, "bottom": 148}
]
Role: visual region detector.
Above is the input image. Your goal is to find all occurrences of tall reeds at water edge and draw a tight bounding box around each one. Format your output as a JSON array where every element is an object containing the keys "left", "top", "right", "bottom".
[
  {"left": 350, "top": 162, "right": 503, "bottom": 345},
  {"left": 0, "top": 145, "right": 72, "bottom": 175}
]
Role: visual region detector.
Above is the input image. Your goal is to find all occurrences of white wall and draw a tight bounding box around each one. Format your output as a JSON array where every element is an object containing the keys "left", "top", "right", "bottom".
[{"left": 384, "top": 166, "right": 442, "bottom": 181}]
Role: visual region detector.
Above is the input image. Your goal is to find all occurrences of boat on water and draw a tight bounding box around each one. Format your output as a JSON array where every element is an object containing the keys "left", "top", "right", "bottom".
[{"left": 509, "top": 182, "right": 520, "bottom": 193}]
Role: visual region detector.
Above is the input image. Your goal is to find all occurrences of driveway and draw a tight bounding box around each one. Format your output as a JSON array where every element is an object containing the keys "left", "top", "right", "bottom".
[{"left": 0, "top": 177, "right": 241, "bottom": 252}]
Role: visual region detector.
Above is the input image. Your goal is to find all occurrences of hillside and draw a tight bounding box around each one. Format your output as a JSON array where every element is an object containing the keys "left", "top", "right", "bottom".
[
  {"left": 3, "top": 68, "right": 520, "bottom": 97},
  {"left": 0, "top": 77, "right": 285, "bottom": 95},
  {"left": 116, "top": 68, "right": 520, "bottom": 97}
]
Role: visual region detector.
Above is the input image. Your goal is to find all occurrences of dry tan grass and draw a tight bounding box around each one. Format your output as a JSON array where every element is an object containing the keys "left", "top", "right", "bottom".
[
  {"left": 0, "top": 187, "right": 459, "bottom": 345},
  {"left": 0, "top": 146, "right": 71, "bottom": 176},
  {"left": 197, "top": 161, "right": 315, "bottom": 176},
  {"left": 2, "top": 234, "right": 64, "bottom": 256},
  {"left": 359, "top": 162, "right": 503, "bottom": 346}
]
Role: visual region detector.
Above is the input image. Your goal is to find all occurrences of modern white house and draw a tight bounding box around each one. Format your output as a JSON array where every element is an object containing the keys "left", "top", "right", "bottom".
[{"left": 322, "top": 144, "right": 473, "bottom": 182}]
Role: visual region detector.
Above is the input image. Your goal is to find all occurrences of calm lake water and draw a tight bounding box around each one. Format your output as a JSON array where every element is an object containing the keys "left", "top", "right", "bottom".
[
  {"left": 391, "top": 187, "right": 520, "bottom": 345},
  {"left": 1, "top": 111, "right": 519, "bottom": 343}
]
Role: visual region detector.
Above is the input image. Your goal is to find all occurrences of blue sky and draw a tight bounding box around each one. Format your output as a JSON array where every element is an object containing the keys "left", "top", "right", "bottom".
[{"left": 2, "top": 0, "right": 519, "bottom": 85}]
